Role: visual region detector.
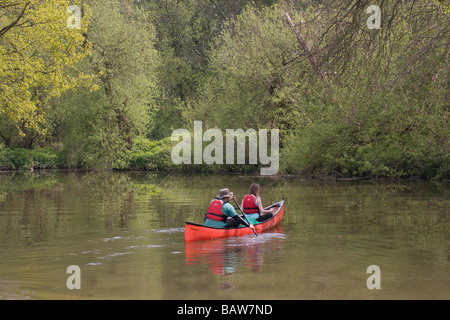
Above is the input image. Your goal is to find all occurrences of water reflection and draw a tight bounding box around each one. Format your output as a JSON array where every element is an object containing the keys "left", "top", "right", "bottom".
[{"left": 185, "top": 226, "right": 285, "bottom": 275}]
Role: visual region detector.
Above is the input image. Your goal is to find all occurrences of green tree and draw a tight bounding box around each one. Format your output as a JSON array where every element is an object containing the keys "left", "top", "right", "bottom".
[
  {"left": 54, "top": 0, "right": 160, "bottom": 169},
  {"left": 185, "top": 0, "right": 449, "bottom": 178},
  {"left": 183, "top": 3, "right": 312, "bottom": 138},
  {"left": 0, "top": 0, "right": 94, "bottom": 147},
  {"left": 140, "top": 0, "right": 277, "bottom": 139},
  {"left": 280, "top": 0, "right": 449, "bottom": 178}
]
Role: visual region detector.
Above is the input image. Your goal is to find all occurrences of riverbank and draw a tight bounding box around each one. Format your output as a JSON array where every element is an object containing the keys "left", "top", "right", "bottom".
[{"left": 0, "top": 142, "right": 448, "bottom": 180}]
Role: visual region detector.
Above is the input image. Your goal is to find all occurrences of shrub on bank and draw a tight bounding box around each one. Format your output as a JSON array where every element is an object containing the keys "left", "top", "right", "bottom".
[
  {"left": 126, "top": 138, "right": 175, "bottom": 171},
  {"left": 125, "top": 137, "right": 263, "bottom": 174},
  {"left": 1, "top": 136, "right": 447, "bottom": 180},
  {"left": 0, "top": 147, "right": 60, "bottom": 170}
]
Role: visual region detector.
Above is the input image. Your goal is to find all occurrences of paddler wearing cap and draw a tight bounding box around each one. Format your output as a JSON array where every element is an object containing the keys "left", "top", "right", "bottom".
[{"left": 204, "top": 188, "right": 253, "bottom": 229}]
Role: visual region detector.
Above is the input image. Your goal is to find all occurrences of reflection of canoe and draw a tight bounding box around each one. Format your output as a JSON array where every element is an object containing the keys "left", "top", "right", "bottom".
[
  {"left": 185, "top": 225, "right": 285, "bottom": 275},
  {"left": 184, "top": 200, "right": 284, "bottom": 242}
]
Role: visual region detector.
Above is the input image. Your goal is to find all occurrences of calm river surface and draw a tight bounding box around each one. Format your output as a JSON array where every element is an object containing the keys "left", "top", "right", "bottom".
[{"left": 0, "top": 171, "right": 448, "bottom": 300}]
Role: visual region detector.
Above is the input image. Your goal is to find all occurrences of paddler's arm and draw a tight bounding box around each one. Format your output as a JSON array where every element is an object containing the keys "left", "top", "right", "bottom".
[
  {"left": 256, "top": 196, "right": 276, "bottom": 214},
  {"left": 224, "top": 198, "right": 253, "bottom": 228},
  {"left": 232, "top": 197, "right": 254, "bottom": 228}
]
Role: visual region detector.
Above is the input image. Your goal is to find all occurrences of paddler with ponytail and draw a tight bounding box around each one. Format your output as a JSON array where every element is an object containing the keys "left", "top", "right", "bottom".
[
  {"left": 204, "top": 188, "right": 254, "bottom": 229},
  {"left": 241, "top": 183, "right": 276, "bottom": 222}
]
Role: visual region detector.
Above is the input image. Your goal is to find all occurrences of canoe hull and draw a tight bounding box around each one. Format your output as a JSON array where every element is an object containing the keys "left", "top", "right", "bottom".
[{"left": 184, "top": 200, "right": 284, "bottom": 242}]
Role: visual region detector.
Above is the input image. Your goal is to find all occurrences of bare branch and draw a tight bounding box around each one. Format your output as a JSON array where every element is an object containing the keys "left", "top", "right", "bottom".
[
  {"left": 283, "top": 11, "right": 324, "bottom": 81},
  {"left": 0, "top": 1, "right": 31, "bottom": 38}
]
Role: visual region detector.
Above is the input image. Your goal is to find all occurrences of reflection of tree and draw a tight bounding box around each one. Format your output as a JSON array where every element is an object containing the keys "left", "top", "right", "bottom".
[
  {"left": 0, "top": 172, "right": 163, "bottom": 246},
  {"left": 185, "top": 226, "right": 285, "bottom": 278}
]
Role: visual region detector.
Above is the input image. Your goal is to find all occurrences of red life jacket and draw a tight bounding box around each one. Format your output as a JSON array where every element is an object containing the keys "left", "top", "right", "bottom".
[
  {"left": 205, "top": 199, "right": 227, "bottom": 222},
  {"left": 243, "top": 194, "right": 259, "bottom": 214}
]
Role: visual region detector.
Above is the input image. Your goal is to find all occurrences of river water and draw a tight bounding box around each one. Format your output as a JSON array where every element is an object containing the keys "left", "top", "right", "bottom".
[{"left": 0, "top": 171, "right": 448, "bottom": 300}]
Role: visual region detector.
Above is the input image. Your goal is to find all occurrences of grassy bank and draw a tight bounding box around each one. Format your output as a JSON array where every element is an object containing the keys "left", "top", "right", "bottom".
[
  {"left": 0, "top": 146, "right": 62, "bottom": 170},
  {"left": 0, "top": 138, "right": 261, "bottom": 175},
  {"left": 0, "top": 138, "right": 448, "bottom": 180}
]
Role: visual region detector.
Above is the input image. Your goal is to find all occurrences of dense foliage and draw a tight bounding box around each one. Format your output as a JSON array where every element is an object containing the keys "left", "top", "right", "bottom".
[{"left": 1, "top": 0, "right": 448, "bottom": 179}]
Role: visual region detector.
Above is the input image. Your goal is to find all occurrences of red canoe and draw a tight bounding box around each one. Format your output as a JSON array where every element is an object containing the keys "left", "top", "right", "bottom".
[{"left": 184, "top": 200, "right": 285, "bottom": 242}]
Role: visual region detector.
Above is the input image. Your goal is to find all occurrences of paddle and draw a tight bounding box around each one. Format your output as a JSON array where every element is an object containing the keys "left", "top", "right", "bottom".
[{"left": 233, "top": 198, "right": 258, "bottom": 237}]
